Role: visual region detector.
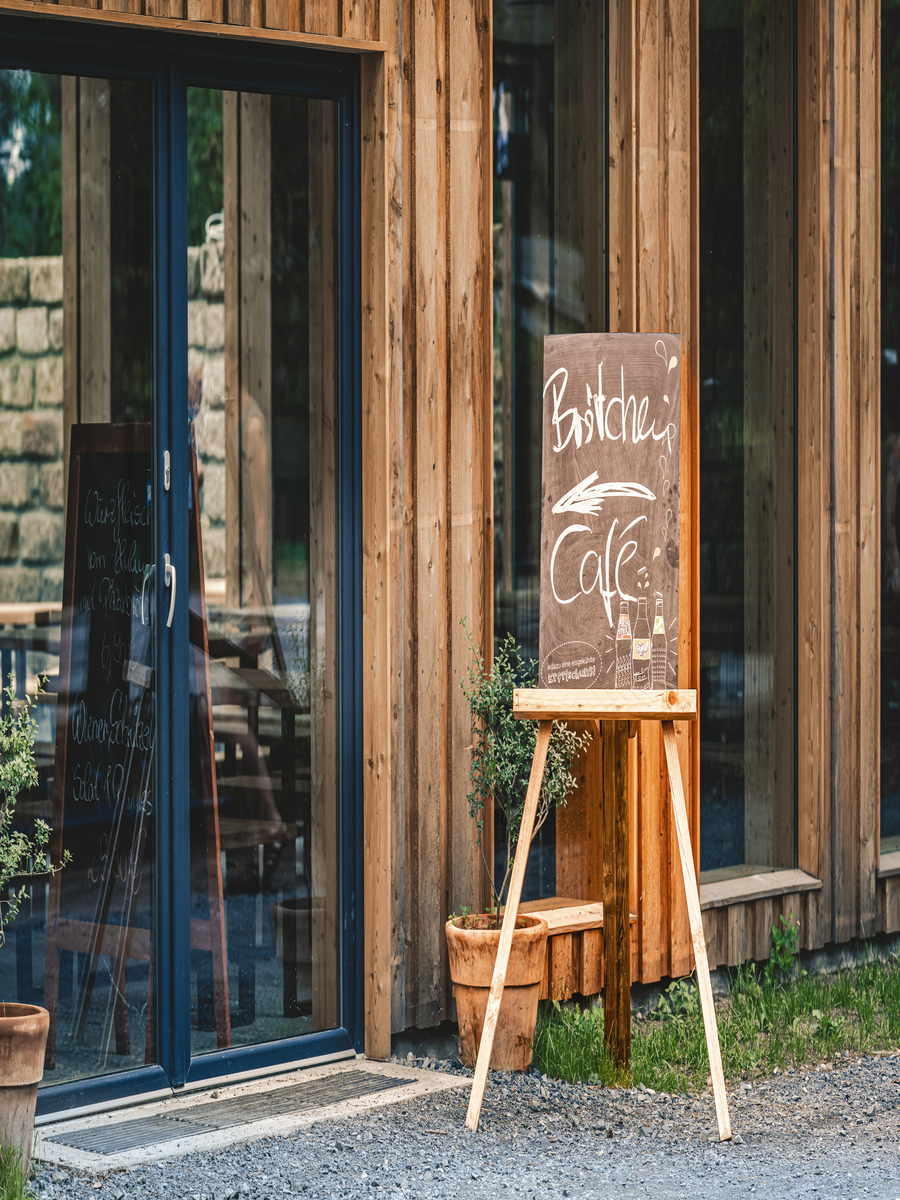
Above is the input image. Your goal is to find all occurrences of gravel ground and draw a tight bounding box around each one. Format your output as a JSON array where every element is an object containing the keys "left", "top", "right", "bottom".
[{"left": 34, "top": 1051, "right": 900, "bottom": 1200}]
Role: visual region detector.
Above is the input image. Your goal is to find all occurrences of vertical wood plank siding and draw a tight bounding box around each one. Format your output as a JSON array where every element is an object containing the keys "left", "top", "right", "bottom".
[{"left": 8, "top": 0, "right": 889, "bottom": 1034}]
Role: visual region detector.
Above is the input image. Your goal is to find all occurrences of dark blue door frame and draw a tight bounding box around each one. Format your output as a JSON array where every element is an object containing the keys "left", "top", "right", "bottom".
[{"left": 0, "top": 16, "right": 363, "bottom": 1117}]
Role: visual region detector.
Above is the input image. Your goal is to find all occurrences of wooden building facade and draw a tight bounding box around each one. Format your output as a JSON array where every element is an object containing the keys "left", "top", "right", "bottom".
[{"left": 0, "top": 0, "right": 895, "bottom": 1101}]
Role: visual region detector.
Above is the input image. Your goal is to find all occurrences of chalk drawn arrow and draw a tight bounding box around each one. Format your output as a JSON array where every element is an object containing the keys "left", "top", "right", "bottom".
[{"left": 551, "top": 471, "right": 656, "bottom": 516}]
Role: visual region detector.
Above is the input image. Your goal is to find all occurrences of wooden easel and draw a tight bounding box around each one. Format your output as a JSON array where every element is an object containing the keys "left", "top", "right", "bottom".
[{"left": 465, "top": 688, "right": 732, "bottom": 1143}]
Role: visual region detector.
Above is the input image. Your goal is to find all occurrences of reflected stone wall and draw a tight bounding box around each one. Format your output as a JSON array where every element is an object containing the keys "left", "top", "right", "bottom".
[{"left": 0, "top": 245, "right": 226, "bottom": 602}]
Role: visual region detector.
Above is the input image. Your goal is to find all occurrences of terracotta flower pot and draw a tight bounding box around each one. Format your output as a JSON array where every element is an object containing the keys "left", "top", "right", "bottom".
[
  {"left": 445, "top": 914, "right": 548, "bottom": 1071},
  {"left": 0, "top": 1003, "right": 49, "bottom": 1166}
]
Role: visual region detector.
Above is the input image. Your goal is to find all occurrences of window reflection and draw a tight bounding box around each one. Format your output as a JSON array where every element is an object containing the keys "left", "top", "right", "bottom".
[
  {"left": 492, "top": 0, "right": 607, "bottom": 901},
  {"left": 698, "top": 1, "right": 796, "bottom": 877},
  {"left": 0, "top": 70, "right": 157, "bottom": 1084},
  {"left": 188, "top": 89, "right": 340, "bottom": 1051}
]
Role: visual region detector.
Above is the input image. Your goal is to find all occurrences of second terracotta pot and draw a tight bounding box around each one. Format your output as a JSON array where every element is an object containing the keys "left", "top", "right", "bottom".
[
  {"left": 445, "top": 914, "right": 548, "bottom": 1071},
  {"left": 0, "top": 1002, "right": 49, "bottom": 1167}
]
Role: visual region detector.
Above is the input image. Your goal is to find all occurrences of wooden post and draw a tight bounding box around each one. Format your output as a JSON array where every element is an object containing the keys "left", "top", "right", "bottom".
[
  {"left": 602, "top": 719, "right": 630, "bottom": 1069},
  {"left": 465, "top": 720, "right": 552, "bottom": 1131}
]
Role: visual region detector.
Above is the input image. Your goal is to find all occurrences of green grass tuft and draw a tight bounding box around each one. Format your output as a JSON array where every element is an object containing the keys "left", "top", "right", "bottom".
[
  {"left": 0, "top": 1144, "right": 38, "bottom": 1200},
  {"left": 531, "top": 952, "right": 900, "bottom": 1093}
]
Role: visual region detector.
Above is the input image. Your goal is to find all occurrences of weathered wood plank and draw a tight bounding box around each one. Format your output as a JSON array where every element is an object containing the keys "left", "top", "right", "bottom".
[
  {"left": 699, "top": 870, "right": 823, "bottom": 911},
  {"left": 581, "top": 928, "right": 603, "bottom": 995},
  {"left": 78, "top": 77, "right": 111, "bottom": 424},
  {"left": 386, "top": 0, "right": 406, "bottom": 1038},
  {"left": 304, "top": 0, "right": 338, "bottom": 36},
  {"left": 831, "top": 0, "right": 859, "bottom": 947},
  {"left": 5, "top": 0, "right": 385, "bottom": 46},
  {"left": 514, "top": 689, "right": 697, "bottom": 722},
  {"left": 858, "top": 0, "right": 879, "bottom": 937},
  {"left": 361, "top": 51, "right": 392, "bottom": 1059},
  {"left": 186, "top": 1, "right": 224, "bottom": 20},
  {"left": 796, "top": 0, "right": 831, "bottom": 944},
  {"left": 399, "top": 0, "right": 418, "bottom": 1033},
  {"left": 411, "top": 0, "right": 449, "bottom": 1029},
  {"left": 556, "top": 721, "right": 603, "bottom": 904},
  {"left": 550, "top": 933, "right": 576, "bottom": 1001},
  {"left": 608, "top": 0, "right": 636, "bottom": 332},
  {"left": 637, "top": 710, "right": 669, "bottom": 981},
  {"left": 448, "top": 0, "right": 488, "bottom": 927}
]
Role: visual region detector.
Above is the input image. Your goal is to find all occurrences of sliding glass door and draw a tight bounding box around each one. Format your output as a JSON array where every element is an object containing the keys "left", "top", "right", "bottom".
[{"left": 0, "top": 23, "right": 361, "bottom": 1113}]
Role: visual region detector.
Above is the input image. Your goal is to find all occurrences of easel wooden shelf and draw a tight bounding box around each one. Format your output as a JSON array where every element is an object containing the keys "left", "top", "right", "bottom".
[{"left": 465, "top": 688, "right": 732, "bottom": 1144}]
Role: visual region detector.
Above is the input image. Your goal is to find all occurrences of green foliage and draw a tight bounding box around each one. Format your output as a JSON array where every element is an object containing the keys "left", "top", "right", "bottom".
[
  {"left": 531, "top": 1000, "right": 622, "bottom": 1087},
  {"left": 654, "top": 975, "right": 700, "bottom": 1022},
  {"left": 0, "top": 1143, "right": 38, "bottom": 1200},
  {"left": 0, "top": 75, "right": 223, "bottom": 261},
  {"left": 186, "top": 88, "right": 224, "bottom": 246},
  {"left": 533, "top": 953, "right": 900, "bottom": 1094},
  {"left": 0, "top": 70, "right": 62, "bottom": 257},
  {"left": 460, "top": 620, "right": 592, "bottom": 917},
  {"left": 0, "top": 679, "right": 67, "bottom": 950},
  {"left": 765, "top": 912, "right": 801, "bottom": 984}
]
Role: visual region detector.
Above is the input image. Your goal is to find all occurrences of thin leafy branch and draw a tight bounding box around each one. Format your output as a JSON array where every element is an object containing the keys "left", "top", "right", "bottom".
[
  {"left": 460, "top": 619, "right": 591, "bottom": 924},
  {"left": 0, "top": 677, "right": 68, "bottom": 951}
]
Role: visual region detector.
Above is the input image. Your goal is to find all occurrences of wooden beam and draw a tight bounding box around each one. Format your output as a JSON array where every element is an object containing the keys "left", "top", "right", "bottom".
[
  {"left": 513, "top": 688, "right": 697, "bottom": 722},
  {"left": 0, "top": 0, "right": 388, "bottom": 51},
  {"left": 361, "top": 50, "right": 392, "bottom": 1060}
]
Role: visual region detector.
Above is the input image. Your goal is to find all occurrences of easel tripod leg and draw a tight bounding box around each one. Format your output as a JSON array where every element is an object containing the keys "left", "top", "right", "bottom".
[
  {"left": 465, "top": 720, "right": 552, "bottom": 1132},
  {"left": 661, "top": 721, "right": 732, "bottom": 1142}
]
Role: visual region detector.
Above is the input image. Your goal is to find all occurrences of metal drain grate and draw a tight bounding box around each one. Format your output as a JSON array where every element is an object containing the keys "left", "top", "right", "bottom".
[{"left": 47, "top": 1070, "right": 409, "bottom": 1155}]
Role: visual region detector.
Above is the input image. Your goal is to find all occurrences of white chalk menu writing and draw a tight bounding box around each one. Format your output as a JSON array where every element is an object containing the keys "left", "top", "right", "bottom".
[
  {"left": 53, "top": 423, "right": 155, "bottom": 910},
  {"left": 539, "top": 333, "right": 681, "bottom": 689}
]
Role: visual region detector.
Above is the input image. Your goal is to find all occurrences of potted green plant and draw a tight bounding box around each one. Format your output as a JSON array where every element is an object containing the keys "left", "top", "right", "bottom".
[
  {"left": 0, "top": 679, "right": 66, "bottom": 1171},
  {"left": 446, "top": 626, "right": 590, "bottom": 1071}
]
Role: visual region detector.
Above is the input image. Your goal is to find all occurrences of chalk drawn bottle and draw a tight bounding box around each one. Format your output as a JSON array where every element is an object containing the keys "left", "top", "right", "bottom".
[
  {"left": 632, "top": 597, "right": 651, "bottom": 689},
  {"left": 651, "top": 596, "right": 667, "bottom": 688},
  {"left": 615, "top": 600, "right": 633, "bottom": 688}
]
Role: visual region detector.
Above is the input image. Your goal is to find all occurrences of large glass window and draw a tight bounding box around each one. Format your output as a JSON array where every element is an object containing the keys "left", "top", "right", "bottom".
[
  {"left": 0, "top": 70, "right": 157, "bottom": 1084},
  {"left": 698, "top": 1, "right": 797, "bottom": 879},
  {"left": 493, "top": 0, "right": 606, "bottom": 899},
  {"left": 0, "top": 38, "right": 356, "bottom": 1108},
  {"left": 187, "top": 87, "right": 340, "bottom": 1053}
]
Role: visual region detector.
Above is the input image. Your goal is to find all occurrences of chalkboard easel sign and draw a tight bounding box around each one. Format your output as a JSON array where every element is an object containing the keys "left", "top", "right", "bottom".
[
  {"left": 539, "top": 333, "right": 681, "bottom": 690},
  {"left": 466, "top": 334, "right": 731, "bottom": 1143},
  {"left": 43, "top": 423, "right": 229, "bottom": 1068}
]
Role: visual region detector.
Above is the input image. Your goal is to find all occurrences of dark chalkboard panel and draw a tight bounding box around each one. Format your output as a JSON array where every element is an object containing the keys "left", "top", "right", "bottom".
[
  {"left": 44, "top": 423, "right": 155, "bottom": 1064},
  {"left": 44, "top": 423, "right": 229, "bottom": 1069},
  {"left": 539, "top": 333, "right": 682, "bottom": 689}
]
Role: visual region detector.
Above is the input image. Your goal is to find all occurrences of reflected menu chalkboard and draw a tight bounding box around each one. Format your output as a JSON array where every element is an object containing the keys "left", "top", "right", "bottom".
[
  {"left": 539, "top": 333, "right": 681, "bottom": 689},
  {"left": 48, "top": 423, "right": 155, "bottom": 1057}
]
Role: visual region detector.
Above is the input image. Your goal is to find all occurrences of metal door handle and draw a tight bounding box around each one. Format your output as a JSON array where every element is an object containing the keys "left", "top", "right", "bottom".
[
  {"left": 140, "top": 564, "right": 156, "bottom": 628},
  {"left": 141, "top": 565, "right": 153, "bottom": 626},
  {"left": 164, "top": 554, "right": 176, "bottom": 628}
]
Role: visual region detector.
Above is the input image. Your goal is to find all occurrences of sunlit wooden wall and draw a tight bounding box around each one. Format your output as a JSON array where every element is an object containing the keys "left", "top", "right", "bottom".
[{"left": 6, "top": 0, "right": 892, "bottom": 1061}]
